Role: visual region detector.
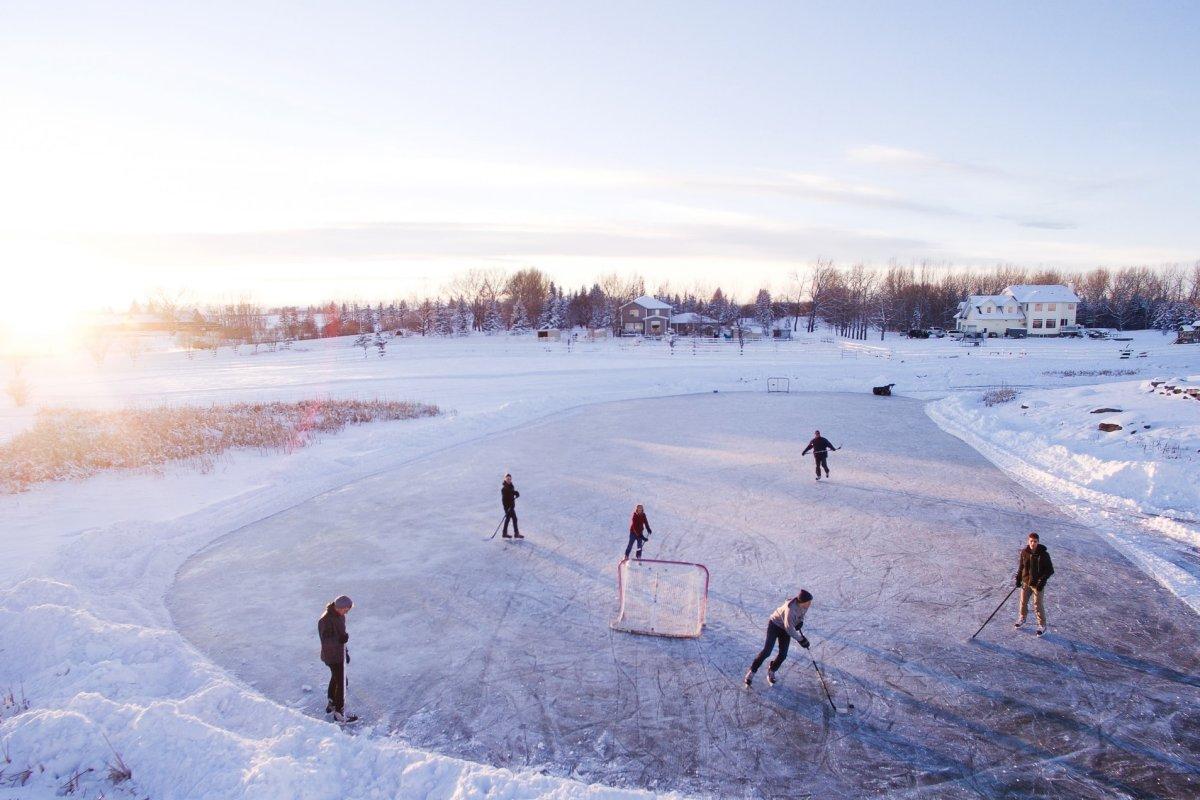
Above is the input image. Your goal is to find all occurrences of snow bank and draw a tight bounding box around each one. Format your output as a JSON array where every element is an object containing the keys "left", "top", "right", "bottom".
[{"left": 3, "top": 333, "right": 1197, "bottom": 798}]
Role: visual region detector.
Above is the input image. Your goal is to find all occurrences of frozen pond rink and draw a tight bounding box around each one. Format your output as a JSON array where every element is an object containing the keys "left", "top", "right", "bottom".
[{"left": 170, "top": 392, "right": 1200, "bottom": 799}]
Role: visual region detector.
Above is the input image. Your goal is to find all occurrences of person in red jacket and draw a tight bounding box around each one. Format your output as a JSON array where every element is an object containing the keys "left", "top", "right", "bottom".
[{"left": 624, "top": 504, "right": 653, "bottom": 560}]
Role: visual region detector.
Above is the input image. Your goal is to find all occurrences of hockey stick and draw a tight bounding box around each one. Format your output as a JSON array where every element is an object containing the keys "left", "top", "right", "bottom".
[
  {"left": 970, "top": 584, "right": 1019, "bottom": 640},
  {"left": 809, "top": 656, "right": 839, "bottom": 712},
  {"left": 485, "top": 515, "right": 507, "bottom": 541}
]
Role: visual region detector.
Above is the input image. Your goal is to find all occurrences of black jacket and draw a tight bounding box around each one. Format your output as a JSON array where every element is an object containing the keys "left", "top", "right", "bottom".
[
  {"left": 1016, "top": 544, "right": 1054, "bottom": 589},
  {"left": 317, "top": 604, "right": 349, "bottom": 665},
  {"left": 802, "top": 436, "right": 835, "bottom": 456},
  {"left": 501, "top": 481, "right": 519, "bottom": 509}
]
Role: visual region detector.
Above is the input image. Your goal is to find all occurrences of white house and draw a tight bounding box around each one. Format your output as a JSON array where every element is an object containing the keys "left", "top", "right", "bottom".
[
  {"left": 954, "top": 284, "right": 1081, "bottom": 336},
  {"left": 619, "top": 295, "right": 672, "bottom": 336}
]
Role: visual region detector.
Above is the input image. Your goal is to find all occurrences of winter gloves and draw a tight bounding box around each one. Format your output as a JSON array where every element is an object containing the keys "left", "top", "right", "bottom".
[{"left": 798, "top": 636, "right": 810, "bottom": 649}]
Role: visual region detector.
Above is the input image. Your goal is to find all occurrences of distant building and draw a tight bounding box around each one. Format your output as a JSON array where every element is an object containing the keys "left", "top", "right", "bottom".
[
  {"left": 669, "top": 312, "right": 718, "bottom": 336},
  {"left": 619, "top": 296, "right": 672, "bottom": 336},
  {"left": 954, "top": 284, "right": 1080, "bottom": 336}
]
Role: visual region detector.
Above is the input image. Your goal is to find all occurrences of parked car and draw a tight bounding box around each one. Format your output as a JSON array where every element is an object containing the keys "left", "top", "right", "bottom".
[
  {"left": 907, "top": 328, "right": 930, "bottom": 339},
  {"left": 1004, "top": 328, "right": 1028, "bottom": 339},
  {"left": 928, "top": 327, "right": 946, "bottom": 338},
  {"left": 1086, "top": 328, "right": 1115, "bottom": 339},
  {"left": 1059, "top": 324, "right": 1085, "bottom": 338}
]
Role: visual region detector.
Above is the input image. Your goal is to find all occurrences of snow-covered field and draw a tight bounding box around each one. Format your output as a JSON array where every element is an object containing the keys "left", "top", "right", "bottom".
[{"left": 2, "top": 331, "right": 1198, "bottom": 799}]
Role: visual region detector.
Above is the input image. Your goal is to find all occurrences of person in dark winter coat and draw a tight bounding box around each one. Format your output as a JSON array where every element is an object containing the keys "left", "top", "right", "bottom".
[
  {"left": 745, "top": 590, "right": 812, "bottom": 687},
  {"left": 624, "top": 504, "right": 652, "bottom": 560},
  {"left": 501, "top": 473, "right": 523, "bottom": 539},
  {"left": 801, "top": 430, "right": 838, "bottom": 480},
  {"left": 1014, "top": 532, "right": 1054, "bottom": 634},
  {"left": 317, "top": 595, "right": 354, "bottom": 721}
]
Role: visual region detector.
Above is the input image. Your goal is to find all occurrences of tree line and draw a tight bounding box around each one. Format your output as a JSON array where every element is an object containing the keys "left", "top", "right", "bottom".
[{"left": 140, "top": 261, "right": 1200, "bottom": 348}]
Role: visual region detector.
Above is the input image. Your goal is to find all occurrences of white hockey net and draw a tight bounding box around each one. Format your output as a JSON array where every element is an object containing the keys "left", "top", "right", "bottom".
[
  {"left": 611, "top": 558, "right": 709, "bottom": 638},
  {"left": 766, "top": 377, "right": 790, "bottom": 393}
]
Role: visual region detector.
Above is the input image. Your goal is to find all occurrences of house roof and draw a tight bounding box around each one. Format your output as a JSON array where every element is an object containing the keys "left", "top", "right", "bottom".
[
  {"left": 623, "top": 295, "right": 672, "bottom": 311},
  {"left": 1004, "top": 284, "right": 1080, "bottom": 304},
  {"left": 959, "top": 295, "right": 1023, "bottom": 320},
  {"left": 670, "top": 312, "right": 717, "bottom": 324}
]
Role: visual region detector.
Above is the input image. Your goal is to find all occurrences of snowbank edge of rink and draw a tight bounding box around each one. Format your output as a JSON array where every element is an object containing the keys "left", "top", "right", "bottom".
[
  {"left": 0, "top": 404, "right": 688, "bottom": 800},
  {"left": 927, "top": 385, "right": 1200, "bottom": 617}
]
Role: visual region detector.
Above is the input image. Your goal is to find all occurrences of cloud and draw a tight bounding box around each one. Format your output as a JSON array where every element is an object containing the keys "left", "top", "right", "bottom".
[
  {"left": 1010, "top": 218, "right": 1079, "bottom": 231},
  {"left": 72, "top": 219, "right": 936, "bottom": 266},
  {"left": 684, "top": 172, "right": 965, "bottom": 217},
  {"left": 847, "top": 144, "right": 1012, "bottom": 180}
]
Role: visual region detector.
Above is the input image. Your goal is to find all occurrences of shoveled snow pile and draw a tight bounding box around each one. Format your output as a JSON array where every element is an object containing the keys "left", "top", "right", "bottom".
[{"left": 929, "top": 376, "right": 1200, "bottom": 614}]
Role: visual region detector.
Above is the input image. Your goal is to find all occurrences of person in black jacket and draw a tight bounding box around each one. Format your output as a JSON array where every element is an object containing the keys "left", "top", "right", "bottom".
[
  {"left": 801, "top": 430, "right": 838, "bottom": 480},
  {"left": 317, "top": 595, "right": 355, "bottom": 722},
  {"left": 1014, "top": 532, "right": 1054, "bottom": 635},
  {"left": 501, "top": 473, "right": 523, "bottom": 539}
]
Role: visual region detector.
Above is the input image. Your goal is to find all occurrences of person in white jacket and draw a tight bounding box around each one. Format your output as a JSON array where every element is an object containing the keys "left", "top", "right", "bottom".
[{"left": 744, "top": 590, "right": 812, "bottom": 687}]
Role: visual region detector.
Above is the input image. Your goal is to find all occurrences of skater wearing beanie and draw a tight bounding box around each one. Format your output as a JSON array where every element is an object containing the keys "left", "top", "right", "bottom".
[
  {"left": 317, "top": 595, "right": 357, "bottom": 723},
  {"left": 745, "top": 590, "right": 813, "bottom": 687},
  {"left": 501, "top": 474, "right": 523, "bottom": 539}
]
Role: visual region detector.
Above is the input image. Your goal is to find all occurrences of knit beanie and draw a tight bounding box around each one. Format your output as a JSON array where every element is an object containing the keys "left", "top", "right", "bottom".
[
  {"left": 798, "top": 589, "right": 813, "bottom": 603},
  {"left": 333, "top": 595, "right": 354, "bottom": 610}
]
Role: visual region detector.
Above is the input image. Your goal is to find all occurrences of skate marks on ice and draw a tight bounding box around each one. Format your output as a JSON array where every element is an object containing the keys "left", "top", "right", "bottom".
[{"left": 169, "top": 392, "right": 1200, "bottom": 799}]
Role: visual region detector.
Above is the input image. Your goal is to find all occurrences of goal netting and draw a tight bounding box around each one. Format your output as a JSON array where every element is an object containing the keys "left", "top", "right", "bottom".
[
  {"left": 610, "top": 558, "right": 709, "bottom": 638},
  {"left": 766, "top": 377, "right": 790, "bottom": 393}
]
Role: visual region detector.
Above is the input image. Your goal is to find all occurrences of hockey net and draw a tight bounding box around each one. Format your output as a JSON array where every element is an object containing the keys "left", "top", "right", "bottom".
[
  {"left": 611, "top": 558, "right": 709, "bottom": 638},
  {"left": 766, "top": 377, "right": 790, "bottom": 393}
]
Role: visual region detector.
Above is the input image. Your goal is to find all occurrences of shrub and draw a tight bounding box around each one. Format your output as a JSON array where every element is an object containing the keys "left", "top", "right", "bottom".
[
  {"left": 1042, "top": 369, "right": 1137, "bottom": 378},
  {"left": 982, "top": 387, "right": 1018, "bottom": 406},
  {"left": 0, "top": 398, "right": 440, "bottom": 493}
]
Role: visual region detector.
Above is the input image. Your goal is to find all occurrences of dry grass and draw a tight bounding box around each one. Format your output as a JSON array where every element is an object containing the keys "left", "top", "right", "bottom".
[
  {"left": 1042, "top": 368, "right": 1138, "bottom": 377},
  {"left": 0, "top": 398, "right": 440, "bottom": 493},
  {"left": 982, "top": 387, "right": 1019, "bottom": 406}
]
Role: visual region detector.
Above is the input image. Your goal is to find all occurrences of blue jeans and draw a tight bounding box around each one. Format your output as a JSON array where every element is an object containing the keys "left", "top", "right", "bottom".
[{"left": 624, "top": 533, "right": 645, "bottom": 558}]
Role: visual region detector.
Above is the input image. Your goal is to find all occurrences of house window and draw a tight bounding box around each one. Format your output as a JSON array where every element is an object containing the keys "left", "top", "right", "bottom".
[
  {"left": 1008, "top": 306, "right": 1014, "bottom": 313},
  {"left": 630, "top": 309, "right": 640, "bottom": 318},
  {"left": 985, "top": 306, "right": 993, "bottom": 313},
  {"left": 1069, "top": 303, "right": 1076, "bottom": 310},
  {"left": 1046, "top": 319, "right": 1056, "bottom": 329},
  {"left": 1060, "top": 318, "right": 1068, "bottom": 327},
  {"left": 1032, "top": 319, "right": 1043, "bottom": 329},
  {"left": 1034, "top": 303, "right": 1043, "bottom": 311},
  {"left": 1047, "top": 303, "right": 1056, "bottom": 311}
]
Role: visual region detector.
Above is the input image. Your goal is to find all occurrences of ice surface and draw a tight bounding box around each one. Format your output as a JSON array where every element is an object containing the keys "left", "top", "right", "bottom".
[{"left": 171, "top": 393, "right": 1200, "bottom": 798}]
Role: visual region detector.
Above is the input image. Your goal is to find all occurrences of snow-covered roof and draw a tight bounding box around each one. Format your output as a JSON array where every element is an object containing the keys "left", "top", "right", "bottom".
[
  {"left": 1004, "top": 284, "right": 1080, "bottom": 304},
  {"left": 961, "top": 295, "right": 1023, "bottom": 320},
  {"left": 624, "top": 295, "right": 672, "bottom": 311},
  {"left": 670, "top": 312, "right": 717, "bottom": 324}
]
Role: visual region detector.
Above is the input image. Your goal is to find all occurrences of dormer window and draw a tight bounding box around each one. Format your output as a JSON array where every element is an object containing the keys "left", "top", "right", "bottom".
[{"left": 1034, "top": 303, "right": 1043, "bottom": 311}]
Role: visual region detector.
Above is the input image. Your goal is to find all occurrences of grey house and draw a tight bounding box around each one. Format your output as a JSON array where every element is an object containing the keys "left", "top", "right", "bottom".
[{"left": 619, "top": 295, "right": 672, "bottom": 336}]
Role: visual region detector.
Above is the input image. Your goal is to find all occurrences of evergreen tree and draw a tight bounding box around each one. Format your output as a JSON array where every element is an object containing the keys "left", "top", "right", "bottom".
[
  {"left": 483, "top": 298, "right": 503, "bottom": 334},
  {"left": 454, "top": 298, "right": 471, "bottom": 335},
  {"left": 754, "top": 289, "right": 773, "bottom": 334},
  {"left": 536, "top": 282, "right": 558, "bottom": 329},
  {"left": 434, "top": 300, "right": 453, "bottom": 336},
  {"left": 588, "top": 285, "right": 611, "bottom": 329},
  {"left": 510, "top": 297, "right": 532, "bottom": 334}
]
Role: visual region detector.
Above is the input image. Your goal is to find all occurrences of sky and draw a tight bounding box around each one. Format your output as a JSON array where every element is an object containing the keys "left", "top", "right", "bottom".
[{"left": 1, "top": 0, "right": 1198, "bottom": 315}]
